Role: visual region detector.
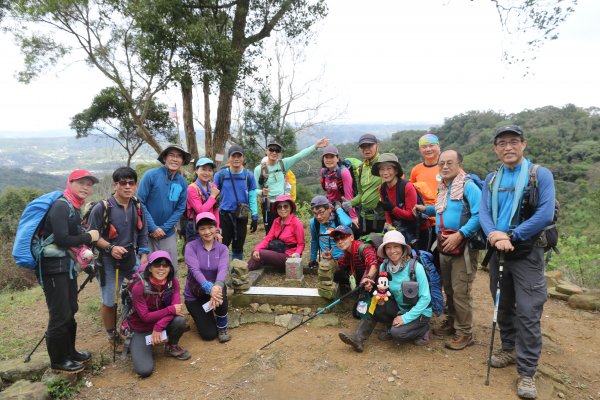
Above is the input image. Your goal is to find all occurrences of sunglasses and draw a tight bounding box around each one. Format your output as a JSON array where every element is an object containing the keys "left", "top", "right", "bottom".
[
  {"left": 333, "top": 234, "right": 351, "bottom": 242},
  {"left": 268, "top": 147, "right": 282, "bottom": 153},
  {"left": 276, "top": 203, "right": 291, "bottom": 210},
  {"left": 117, "top": 179, "right": 136, "bottom": 187},
  {"left": 152, "top": 262, "right": 171, "bottom": 268}
]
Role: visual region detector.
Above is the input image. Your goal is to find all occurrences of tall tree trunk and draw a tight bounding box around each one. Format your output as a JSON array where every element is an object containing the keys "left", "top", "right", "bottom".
[
  {"left": 203, "top": 74, "right": 214, "bottom": 159},
  {"left": 181, "top": 76, "right": 198, "bottom": 164},
  {"left": 130, "top": 112, "right": 162, "bottom": 155}
]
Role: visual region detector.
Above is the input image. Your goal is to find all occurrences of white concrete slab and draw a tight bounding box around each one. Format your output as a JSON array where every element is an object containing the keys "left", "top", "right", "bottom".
[{"left": 243, "top": 287, "right": 321, "bottom": 297}]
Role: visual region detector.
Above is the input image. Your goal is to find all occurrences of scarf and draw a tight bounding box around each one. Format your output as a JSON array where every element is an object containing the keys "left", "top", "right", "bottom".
[
  {"left": 63, "top": 182, "right": 85, "bottom": 209},
  {"left": 491, "top": 159, "right": 530, "bottom": 226},
  {"left": 194, "top": 178, "right": 211, "bottom": 202},
  {"left": 435, "top": 172, "right": 466, "bottom": 214}
]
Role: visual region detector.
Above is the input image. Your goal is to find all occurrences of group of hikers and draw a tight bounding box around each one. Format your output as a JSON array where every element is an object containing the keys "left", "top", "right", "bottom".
[{"left": 29, "top": 125, "right": 554, "bottom": 399}]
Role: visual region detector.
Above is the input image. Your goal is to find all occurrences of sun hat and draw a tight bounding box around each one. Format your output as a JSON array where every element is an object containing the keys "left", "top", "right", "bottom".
[
  {"left": 371, "top": 153, "right": 403, "bottom": 177},
  {"left": 376, "top": 230, "right": 412, "bottom": 258},
  {"left": 68, "top": 169, "right": 99, "bottom": 184},
  {"left": 271, "top": 194, "right": 296, "bottom": 214},
  {"left": 195, "top": 157, "right": 216, "bottom": 169},
  {"left": 157, "top": 144, "right": 192, "bottom": 166}
]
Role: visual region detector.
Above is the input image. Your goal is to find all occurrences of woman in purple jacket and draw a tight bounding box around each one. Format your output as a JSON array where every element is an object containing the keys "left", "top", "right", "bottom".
[
  {"left": 127, "top": 251, "right": 190, "bottom": 378},
  {"left": 184, "top": 212, "right": 231, "bottom": 343}
]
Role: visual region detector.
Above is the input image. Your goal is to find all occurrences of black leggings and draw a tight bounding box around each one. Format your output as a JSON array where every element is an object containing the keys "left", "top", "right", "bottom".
[{"left": 185, "top": 289, "right": 229, "bottom": 341}]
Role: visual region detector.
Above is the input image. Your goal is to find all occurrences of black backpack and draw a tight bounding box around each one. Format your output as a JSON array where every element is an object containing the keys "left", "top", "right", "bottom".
[
  {"left": 380, "top": 179, "right": 426, "bottom": 245},
  {"left": 320, "top": 159, "right": 359, "bottom": 196}
]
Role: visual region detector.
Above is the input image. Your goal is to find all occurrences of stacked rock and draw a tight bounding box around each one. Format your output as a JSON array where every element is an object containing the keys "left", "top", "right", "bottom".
[
  {"left": 317, "top": 257, "right": 337, "bottom": 299},
  {"left": 230, "top": 259, "right": 250, "bottom": 293}
]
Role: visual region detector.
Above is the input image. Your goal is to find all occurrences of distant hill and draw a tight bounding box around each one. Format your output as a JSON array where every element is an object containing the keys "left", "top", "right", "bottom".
[{"left": 0, "top": 167, "right": 66, "bottom": 193}]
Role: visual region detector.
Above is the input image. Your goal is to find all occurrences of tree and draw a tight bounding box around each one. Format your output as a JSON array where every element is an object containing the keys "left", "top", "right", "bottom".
[{"left": 70, "top": 87, "right": 177, "bottom": 166}]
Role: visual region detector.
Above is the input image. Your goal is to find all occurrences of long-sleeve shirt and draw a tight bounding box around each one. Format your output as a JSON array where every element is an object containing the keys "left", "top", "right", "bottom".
[
  {"left": 350, "top": 154, "right": 382, "bottom": 213},
  {"left": 136, "top": 166, "right": 187, "bottom": 237},
  {"left": 387, "top": 260, "right": 432, "bottom": 324},
  {"left": 480, "top": 160, "right": 555, "bottom": 241},
  {"left": 128, "top": 277, "right": 181, "bottom": 333},
  {"left": 254, "top": 214, "right": 305, "bottom": 256},
  {"left": 424, "top": 180, "right": 481, "bottom": 237},
  {"left": 309, "top": 208, "right": 352, "bottom": 262},
  {"left": 254, "top": 144, "right": 317, "bottom": 199},
  {"left": 321, "top": 167, "right": 357, "bottom": 219},
  {"left": 336, "top": 240, "right": 379, "bottom": 280},
  {"left": 214, "top": 168, "right": 258, "bottom": 217},
  {"left": 380, "top": 181, "right": 417, "bottom": 224},
  {"left": 186, "top": 181, "right": 220, "bottom": 228},
  {"left": 183, "top": 239, "right": 229, "bottom": 301},
  {"left": 88, "top": 195, "right": 148, "bottom": 249}
]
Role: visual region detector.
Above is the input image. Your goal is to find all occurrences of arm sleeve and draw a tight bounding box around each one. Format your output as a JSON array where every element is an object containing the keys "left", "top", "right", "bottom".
[
  {"left": 309, "top": 219, "right": 318, "bottom": 262},
  {"left": 401, "top": 263, "right": 432, "bottom": 324},
  {"left": 282, "top": 145, "right": 316, "bottom": 170},
  {"left": 247, "top": 172, "right": 258, "bottom": 216},
  {"left": 512, "top": 167, "right": 555, "bottom": 241},
  {"left": 340, "top": 168, "right": 357, "bottom": 219},
  {"left": 424, "top": 205, "right": 436, "bottom": 217},
  {"left": 479, "top": 173, "right": 496, "bottom": 236},
  {"left": 215, "top": 244, "right": 229, "bottom": 284},
  {"left": 336, "top": 251, "right": 350, "bottom": 271},
  {"left": 136, "top": 174, "right": 158, "bottom": 233},
  {"left": 361, "top": 245, "right": 379, "bottom": 272},
  {"left": 49, "top": 202, "right": 92, "bottom": 247},
  {"left": 185, "top": 241, "right": 208, "bottom": 286},
  {"left": 459, "top": 182, "right": 482, "bottom": 238},
  {"left": 335, "top": 208, "right": 352, "bottom": 227},
  {"left": 160, "top": 179, "right": 187, "bottom": 232},
  {"left": 392, "top": 182, "right": 416, "bottom": 221}
]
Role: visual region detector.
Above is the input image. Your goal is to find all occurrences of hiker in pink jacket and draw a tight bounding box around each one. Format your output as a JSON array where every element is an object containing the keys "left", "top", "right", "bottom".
[
  {"left": 185, "top": 157, "right": 221, "bottom": 243},
  {"left": 248, "top": 195, "right": 305, "bottom": 271}
]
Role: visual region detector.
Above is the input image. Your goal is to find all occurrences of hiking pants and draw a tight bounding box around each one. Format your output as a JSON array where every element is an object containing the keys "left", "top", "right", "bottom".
[
  {"left": 389, "top": 315, "right": 430, "bottom": 342},
  {"left": 97, "top": 256, "right": 136, "bottom": 307},
  {"left": 130, "top": 316, "right": 186, "bottom": 378},
  {"left": 185, "top": 290, "right": 229, "bottom": 341},
  {"left": 42, "top": 272, "right": 78, "bottom": 341},
  {"left": 247, "top": 250, "right": 288, "bottom": 271},
  {"left": 489, "top": 247, "right": 547, "bottom": 377},
  {"left": 440, "top": 249, "right": 478, "bottom": 336},
  {"left": 358, "top": 216, "right": 385, "bottom": 236},
  {"left": 220, "top": 212, "right": 248, "bottom": 260},
  {"left": 261, "top": 200, "right": 278, "bottom": 234},
  {"left": 149, "top": 234, "right": 178, "bottom": 272}
]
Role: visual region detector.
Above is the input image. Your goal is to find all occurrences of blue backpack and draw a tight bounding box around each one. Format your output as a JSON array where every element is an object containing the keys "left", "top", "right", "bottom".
[
  {"left": 411, "top": 250, "right": 444, "bottom": 317},
  {"left": 460, "top": 173, "right": 488, "bottom": 250},
  {"left": 12, "top": 191, "right": 74, "bottom": 271}
]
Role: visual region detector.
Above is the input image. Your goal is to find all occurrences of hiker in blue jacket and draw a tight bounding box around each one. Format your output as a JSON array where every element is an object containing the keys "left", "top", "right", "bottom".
[
  {"left": 137, "top": 144, "right": 190, "bottom": 271},
  {"left": 480, "top": 125, "right": 555, "bottom": 400},
  {"left": 214, "top": 145, "right": 259, "bottom": 260},
  {"left": 308, "top": 195, "right": 352, "bottom": 270}
]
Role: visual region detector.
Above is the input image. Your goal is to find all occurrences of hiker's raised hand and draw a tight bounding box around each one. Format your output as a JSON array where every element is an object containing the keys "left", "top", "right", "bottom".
[{"left": 314, "top": 137, "right": 329, "bottom": 148}]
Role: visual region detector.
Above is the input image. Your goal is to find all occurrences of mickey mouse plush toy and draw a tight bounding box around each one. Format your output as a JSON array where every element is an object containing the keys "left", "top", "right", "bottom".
[{"left": 373, "top": 271, "right": 392, "bottom": 305}]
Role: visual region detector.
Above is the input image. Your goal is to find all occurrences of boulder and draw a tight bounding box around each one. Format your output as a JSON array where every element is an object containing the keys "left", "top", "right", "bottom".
[
  {"left": 273, "top": 305, "right": 288, "bottom": 315},
  {"left": 240, "top": 312, "right": 275, "bottom": 325},
  {"left": 229, "top": 309, "right": 241, "bottom": 329},
  {"left": 544, "top": 271, "right": 562, "bottom": 288},
  {"left": 287, "top": 314, "right": 304, "bottom": 329},
  {"left": 309, "top": 314, "right": 340, "bottom": 328},
  {"left": 567, "top": 294, "right": 600, "bottom": 311},
  {"left": 0, "top": 379, "right": 49, "bottom": 400},
  {"left": 547, "top": 287, "right": 570, "bottom": 301},
  {"left": 257, "top": 303, "right": 272, "bottom": 313},
  {"left": 555, "top": 283, "right": 584, "bottom": 296},
  {"left": 274, "top": 314, "right": 292, "bottom": 328},
  {"left": 0, "top": 354, "right": 49, "bottom": 383},
  {"left": 318, "top": 287, "right": 337, "bottom": 300},
  {"left": 249, "top": 303, "right": 260, "bottom": 313}
]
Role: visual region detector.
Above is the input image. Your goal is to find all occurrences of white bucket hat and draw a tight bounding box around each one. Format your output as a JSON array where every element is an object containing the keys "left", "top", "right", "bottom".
[{"left": 377, "top": 230, "right": 412, "bottom": 258}]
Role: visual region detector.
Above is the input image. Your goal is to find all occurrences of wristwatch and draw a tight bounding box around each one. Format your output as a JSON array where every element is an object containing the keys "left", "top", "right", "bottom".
[{"left": 104, "top": 244, "right": 114, "bottom": 254}]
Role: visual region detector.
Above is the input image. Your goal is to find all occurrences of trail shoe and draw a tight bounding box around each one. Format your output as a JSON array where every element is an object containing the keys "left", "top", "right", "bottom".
[
  {"left": 377, "top": 329, "right": 393, "bottom": 342},
  {"left": 339, "top": 332, "right": 364, "bottom": 352},
  {"left": 413, "top": 330, "right": 431, "bottom": 346},
  {"left": 51, "top": 360, "right": 85, "bottom": 374},
  {"left": 218, "top": 327, "right": 231, "bottom": 343},
  {"left": 490, "top": 349, "right": 517, "bottom": 368},
  {"left": 445, "top": 334, "right": 475, "bottom": 350},
  {"left": 517, "top": 375, "right": 537, "bottom": 399},
  {"left": 165, "top": 344, "right": 191, "bottom": 360},
  {"left": 432, "top": 319, "right": 455, "bottom": 336}
]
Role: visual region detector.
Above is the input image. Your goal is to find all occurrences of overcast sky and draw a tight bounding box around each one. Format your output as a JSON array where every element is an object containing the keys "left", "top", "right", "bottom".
[{"left": 1, "top": 0, "right": 598, "bottom": 134}]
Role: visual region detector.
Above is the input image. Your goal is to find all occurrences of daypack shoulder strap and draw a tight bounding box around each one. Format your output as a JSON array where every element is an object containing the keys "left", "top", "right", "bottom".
[{"left": 408, "top": 258, "right": 418, "bottom": 281}]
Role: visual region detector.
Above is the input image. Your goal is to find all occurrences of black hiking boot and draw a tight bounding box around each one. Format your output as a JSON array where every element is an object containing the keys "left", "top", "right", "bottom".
[{"left": 339, "top": 332, "right": 364, "bottom": 352}]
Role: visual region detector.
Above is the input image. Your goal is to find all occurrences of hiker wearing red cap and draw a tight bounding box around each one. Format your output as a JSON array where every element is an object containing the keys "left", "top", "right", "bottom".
[{"left": 40, "top": 170, "right": 100, "bottom": 373}]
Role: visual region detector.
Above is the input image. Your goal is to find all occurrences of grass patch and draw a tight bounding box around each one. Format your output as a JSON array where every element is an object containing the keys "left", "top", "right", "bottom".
[{"left": 0, "top": 285, "right": 44, "bottom": 321}]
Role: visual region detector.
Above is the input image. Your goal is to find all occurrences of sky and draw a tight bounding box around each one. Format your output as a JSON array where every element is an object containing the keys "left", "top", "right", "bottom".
[{"left": 0, "top": 0, "right": 598, "bottom": 134}]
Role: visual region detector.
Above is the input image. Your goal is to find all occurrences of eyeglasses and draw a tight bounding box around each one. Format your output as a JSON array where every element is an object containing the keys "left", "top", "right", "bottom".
[
  {"left": 166, "top": 151, "right": 184, "bottom": 159},
  {"left": 152, "top": 262, "right": 170, "bottom": 269},
  {"left": 276, "top": 203, "right": 291, "bottom": 210},
  {"left": 312, "top": 207, "right": 328, "bottom": 215},
  {"left": 117, "top": 180, "right": 136, "bottom": 187},
  {"left": 495, "top": 139, "right": 522, "bottom": 148},
  {"left": 268, "top": 147, "right": 282, "bottom": 153}
]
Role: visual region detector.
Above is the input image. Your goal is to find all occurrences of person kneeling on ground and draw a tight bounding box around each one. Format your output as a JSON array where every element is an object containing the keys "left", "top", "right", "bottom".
[
  {"left": 248, "top": 195, "right": 305, "bottom": 271},
  {"left": 126, "top": 251, "right": 190, "bottom": 378},
  {"left": 184, "top": 212, "right": 231, "bottom": 343},
  {"left": 338, "top": 231, "right": 431, "bottom": 352}
]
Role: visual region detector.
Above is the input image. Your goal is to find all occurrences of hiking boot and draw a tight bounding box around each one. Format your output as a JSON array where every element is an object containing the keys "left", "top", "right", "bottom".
[
  {"left": 50, "top": 360, "right": 85, "bottom": 374},
  {"left": 490, "top": 349, "right": 517, "bottom": 368},
  {"left": 517, "top": 375, "right": 537, "bottom": 399},
  {"left": 165, "top": 343, "right": 191, "bottom": 360},
  {"left": 339, "top": 332, "right": 364, "bottom": 352},
  {"left": 444, "top": 334, "right": 475, "bottom": 350},
  {"left": 71, "top": 350, "right": 92, "bottom": 363},
  {"left": 218, "top": 327, "right": 231, "bottom": 343},
  {"left": 377, "top": 329, "right": 393, "bottom": 341},
  {"left": 413, "top": 330, "right": 430, "bottom": 346},
  {"left": 432, "top": 319, "right": 455, "bottom": 336}
]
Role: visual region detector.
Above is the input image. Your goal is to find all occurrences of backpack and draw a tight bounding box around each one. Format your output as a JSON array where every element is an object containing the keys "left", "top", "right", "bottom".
[
  {"left": 459, "top": 173, "right": 488, "bottom": 250},
  {"left": 12, "top": 191, "right": 75, "bottom": 271},
  {"left": 409, "top": 250, "right": 444, "bottom": 317},
  {"left": 285, "top": 170, "right": 297, "bottom": 201},
  {"left": 380, "top": 180, "right": 426, "bottom": 245},
  {"left": 81, "top": 196, "right": 144, "bottom": 241},
  {"left": 320, "top": 158, "right": 360, "bottom": 196}
]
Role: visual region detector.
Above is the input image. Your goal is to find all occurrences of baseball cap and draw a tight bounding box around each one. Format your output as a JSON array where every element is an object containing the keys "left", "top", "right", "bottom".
[
  {"left": 228, "top": 145, "right": 244, "bottom": 157},
  {"left": 195, "top": 157, "right": 216, "bottom": 169},
  {"left": 195, "top": 212, "right": 217, "bottom": 228},
  {"left": 322, "top": 145, "right": 339, "bottom": 156},
  {"left": 329, "top": 225, "right": 353, "bottom": 238},
  {"left": 68, "top": 169, "right": 99, "bottom": 184},
  {"left": 358, "top": 133, "right": 378, "bottom": 146},
  {"left": 267, "top": 140, "right": 282, "bottom": 150},
  {"left": 494, "top": 125, "right": 524, "bottom": 140}
]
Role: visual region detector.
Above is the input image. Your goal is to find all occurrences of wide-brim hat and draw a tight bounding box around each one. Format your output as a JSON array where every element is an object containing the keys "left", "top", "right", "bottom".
[
  {"left": 271, "top": 194, "right": 296, "bottom": 214},
  {"left": 158, "top": 144, "right": 192, "bottom": 166},
  {"left": 68, "top": 169, "right": 99, "bottom": 184},
  {"left": 377, "top": 230, "right": 412, "bottom": 258},
  {"left": 195, "top": 212, "right": 217, "bottom": 228},
  {"left": 371, "top": 153, "right": 403, "bottom": 177}
]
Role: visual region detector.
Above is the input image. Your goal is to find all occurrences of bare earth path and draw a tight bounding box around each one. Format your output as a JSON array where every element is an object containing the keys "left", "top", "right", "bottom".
[{"left": 47, "top": 269, "right": 600, "bottom": 400}]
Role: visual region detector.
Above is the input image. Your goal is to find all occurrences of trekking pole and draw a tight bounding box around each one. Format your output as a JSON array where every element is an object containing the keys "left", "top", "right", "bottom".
[
  {"left": 113, "top": 266, "right": 119, "bottom": 363},
  {"left": 259, "top": 284, "right": 364, "bottom": 351},
  {"left": 24, "top": 273, "right": 95, "bottom": 363},
  {"left": 485, "top": 252, "right": 505, "bottom": 386}
]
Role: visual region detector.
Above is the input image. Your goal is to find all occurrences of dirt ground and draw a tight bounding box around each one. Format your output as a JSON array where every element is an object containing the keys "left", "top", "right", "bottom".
[{"left": 17, "top": 267, "right": 588, "bottom": 400}]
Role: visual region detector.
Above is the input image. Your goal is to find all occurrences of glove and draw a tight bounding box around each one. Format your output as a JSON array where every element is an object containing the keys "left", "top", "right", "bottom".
[
  {"left": 378, "top": 200, "right": 395, "bottom": 212},
  {"left": 250, "top": 218, "right": 258, "bottom": 233},
  {"left": 308, "top": 260, "right": 319, "bottom": 270},
  {"left": 341, "top": 200, "right": 352, "bottom": 213},
  {"left": 88, "top": 230, "right": 100, "bottom": 242}
]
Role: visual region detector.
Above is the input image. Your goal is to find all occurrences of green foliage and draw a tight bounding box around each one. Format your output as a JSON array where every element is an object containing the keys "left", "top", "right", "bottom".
[
  {"left": 295, "top": 182, "right": 314, "bottom": 206},
  {"left": 294, "top": 201, "right": 313, "bottom": 223},
  {"left": 548, "top": 236, "right": 600, "bottom": 288},
  {"left": 0, "top": 187, "right": 43, "bottom": 237},
  {"left": 0, "top": 168, "right": 65, "bottom": 196},
  {"left": 46, "top": 378, "right": 81, "bottom": 399}
]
